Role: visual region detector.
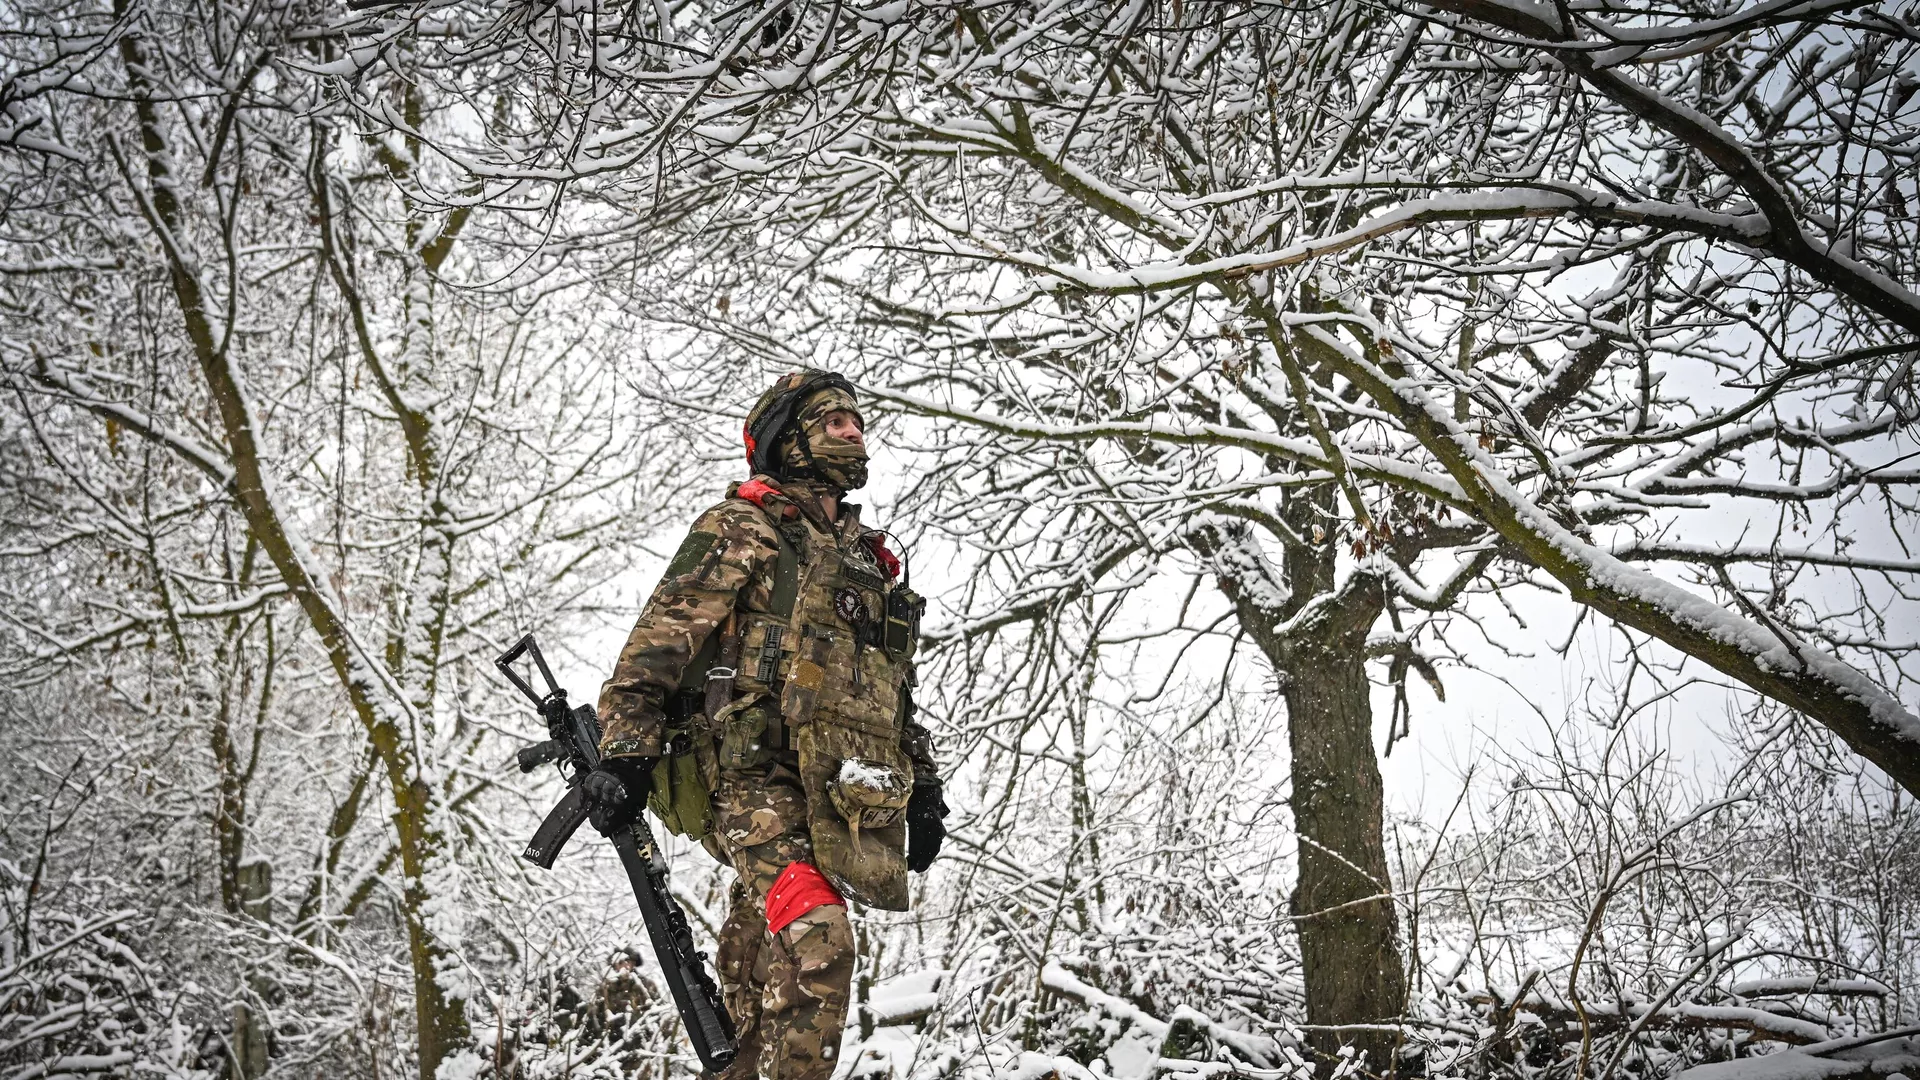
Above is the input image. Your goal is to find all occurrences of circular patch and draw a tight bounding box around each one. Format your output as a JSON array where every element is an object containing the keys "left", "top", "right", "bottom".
[{"left": 834, "top": 587, "right": 869, "bottom": 626}]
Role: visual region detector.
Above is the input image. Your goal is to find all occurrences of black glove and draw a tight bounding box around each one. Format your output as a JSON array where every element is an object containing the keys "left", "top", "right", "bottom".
[
  {"left": 905, "top": 780, "right": 948, "bottom": 873},
  {"left": 585, "top": 756, "right": 655, "bottom": 835}
]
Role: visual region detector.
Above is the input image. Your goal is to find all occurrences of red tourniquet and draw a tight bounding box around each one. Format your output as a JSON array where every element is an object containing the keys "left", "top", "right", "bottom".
[
  {"left": 865, "top": 534, "right": 901, "bottom": 580},
  {"left": 765, "top": 862, "right": 845, "bottom": 934},
  {"left": 737, "top": 478, "right": 778, "bottom": 506}
]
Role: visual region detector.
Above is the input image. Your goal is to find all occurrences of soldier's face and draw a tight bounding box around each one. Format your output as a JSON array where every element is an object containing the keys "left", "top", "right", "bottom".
[{"left": 823, "top": 410, "right": 864, "bottom": 448}]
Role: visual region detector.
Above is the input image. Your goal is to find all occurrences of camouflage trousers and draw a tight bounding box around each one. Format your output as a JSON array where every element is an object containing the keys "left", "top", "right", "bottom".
[{"left": 709, "top": 753, "right": 855, "bottom": 1080}]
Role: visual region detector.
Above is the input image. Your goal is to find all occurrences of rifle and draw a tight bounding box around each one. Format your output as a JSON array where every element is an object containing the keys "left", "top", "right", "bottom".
[{"left": 496, "top": 633, "right": 738, "bottom": 1073}]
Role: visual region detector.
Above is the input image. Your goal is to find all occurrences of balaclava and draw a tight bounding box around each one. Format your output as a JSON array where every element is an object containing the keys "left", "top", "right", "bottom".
[{"left": 743, "top": 370, "right": 868, "bottom": 495}]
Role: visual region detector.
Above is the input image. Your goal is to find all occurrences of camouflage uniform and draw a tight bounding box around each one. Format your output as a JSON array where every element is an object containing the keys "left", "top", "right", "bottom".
[{"left": 598, "top": 376, "right": 936, "bottom": 1080}]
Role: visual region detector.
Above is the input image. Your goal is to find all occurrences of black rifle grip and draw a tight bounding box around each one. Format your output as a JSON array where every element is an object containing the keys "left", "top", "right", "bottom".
[{"left": 516, "top": 740, "right": 564, "bottom": 773}]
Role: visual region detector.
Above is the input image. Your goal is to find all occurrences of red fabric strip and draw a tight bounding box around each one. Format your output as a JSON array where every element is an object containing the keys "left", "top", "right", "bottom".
[
  {"left": 736, "top": 478, "right": 778, "bottom": 506},
  {"left": 765, "top": 861, "right": 845, "bottom": 935},
  {"left": 865, "top": 534, "right": 901, "bottom": 580}
]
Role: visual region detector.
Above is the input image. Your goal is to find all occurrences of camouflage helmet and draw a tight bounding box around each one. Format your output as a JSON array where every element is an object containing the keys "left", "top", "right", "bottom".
[{"left": 743, "top": 369, "right": 863, "bottom": 480}]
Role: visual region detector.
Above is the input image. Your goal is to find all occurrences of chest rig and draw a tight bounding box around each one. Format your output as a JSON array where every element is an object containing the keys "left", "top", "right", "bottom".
[
  {"left": 721, "top": 497, "right": 921, "bottom": 734},
  {"left": 729, "top": 486, "right": 927, "bottom": 909},
  {"left": 652, "top": 481, "right": 927, "bottom": 908}
]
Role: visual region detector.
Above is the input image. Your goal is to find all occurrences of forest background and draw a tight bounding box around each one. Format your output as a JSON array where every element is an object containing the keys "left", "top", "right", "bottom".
[{"left": 2, "top": 1, "right": 1918, "bottom": 1080}]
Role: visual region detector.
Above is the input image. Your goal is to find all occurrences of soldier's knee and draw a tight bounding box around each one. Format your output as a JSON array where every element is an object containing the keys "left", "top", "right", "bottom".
[
  {"left": 779, "top": 904, "right": 855, "bottom": 985},
  {"left": 760, "top": 905, "right": 855, "bottom": 1080},
  {"left": 763, "top": 904, "right": 855, "bottom": 1022}
]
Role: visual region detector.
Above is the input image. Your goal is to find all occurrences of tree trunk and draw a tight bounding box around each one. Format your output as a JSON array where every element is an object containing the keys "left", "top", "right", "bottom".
[
  {"left": 212, "top": 681, "right": 248, "bottom": 916},
  {"left": 114, "top": 17, "right": 468, "bottom": 1070},
  {"left": 1279, "top": 622, "right": 1407, "bottom": 1076},
  {"left": 394, "top": 775, "right": 465, "bottom": 1074},
  {"left": 1197, "top": 519, "right": 1407, "bottom": 1075}
]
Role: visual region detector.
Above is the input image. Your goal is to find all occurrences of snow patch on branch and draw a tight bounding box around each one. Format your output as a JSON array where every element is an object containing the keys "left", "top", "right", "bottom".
[
  {"left": 1042, "top": 961, "right": 1286, "bottom": 1068},
  {"left": 1678, "top": 1035, "right": 1920, "bottom": 1080},
  {"left": 1341, "top": 333, "right": 1920, "bottom": 749}
]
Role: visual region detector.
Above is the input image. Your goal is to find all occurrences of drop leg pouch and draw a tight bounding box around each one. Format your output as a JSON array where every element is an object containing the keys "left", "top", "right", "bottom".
[{"left": 792, "top": 716, "right": 911, "bottom": 911}]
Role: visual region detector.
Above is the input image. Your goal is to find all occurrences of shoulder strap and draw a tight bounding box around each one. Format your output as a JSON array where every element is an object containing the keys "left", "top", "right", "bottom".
[
  {"left": 769, "top": 526, "right": 801, "bottom": 618},
  {"left": 730, "top": 486, "right": 805, "bottom": 620},
  {"left": 670, "top": 493, "right": 798, "bottom": 698}
]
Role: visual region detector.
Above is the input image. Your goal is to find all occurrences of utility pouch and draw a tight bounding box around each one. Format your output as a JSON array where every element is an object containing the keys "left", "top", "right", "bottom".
[
  {"left": 715, "top": 694, "right": 778, "bottom": 772},
  {"left": 828, "top": 759, "right": 912, "bottom": 848},
  {"left": 882, "top": 587, "right": 924, "bottom": 661},
  {"left": 793, "top": 718, "right": 912, "bottom": 911},
  {"left": 648, "top": 726, "right": 715, "bottom": 840}
]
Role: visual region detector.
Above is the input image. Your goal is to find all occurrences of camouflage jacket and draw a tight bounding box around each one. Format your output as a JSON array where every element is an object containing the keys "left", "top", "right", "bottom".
[{"left": 597, "top": 476, "right": 937, "bottom": 781}]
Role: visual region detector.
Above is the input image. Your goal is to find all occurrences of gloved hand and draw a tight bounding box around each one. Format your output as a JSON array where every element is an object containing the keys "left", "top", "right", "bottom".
[
  {"left": 584, "top": 756, "right": 655, "bottom": 835},
  {"left": 905, "top": 780, "right": 948, "bottom": 873}
]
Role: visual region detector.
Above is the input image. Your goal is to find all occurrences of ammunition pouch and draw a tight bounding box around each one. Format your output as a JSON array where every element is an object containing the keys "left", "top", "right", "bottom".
[
  {"left": 648, "top": 691, "right": 718, "bottom": 840},
  {"left": 715, "top": 693, "right": 782, "bottom": 772}
]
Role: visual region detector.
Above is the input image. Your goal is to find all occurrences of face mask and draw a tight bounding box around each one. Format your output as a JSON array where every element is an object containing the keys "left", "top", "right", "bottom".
[
  {"left": 779, "top": 424, "right": 868, "bottom": 493},
  {"left": 778, "top": 386, "right": 868, "bottom": 493},
  {"left": 807, "top": 431, "right": 868, "bottom": 492}
]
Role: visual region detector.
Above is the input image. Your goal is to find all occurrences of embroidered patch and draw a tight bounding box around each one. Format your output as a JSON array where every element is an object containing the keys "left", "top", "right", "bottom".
[
  {"left": 834, "top": 587, "right": 869, "bottom": 626},
  {"left": 842, "top": 563, "right": 887, "bottom": 591}
]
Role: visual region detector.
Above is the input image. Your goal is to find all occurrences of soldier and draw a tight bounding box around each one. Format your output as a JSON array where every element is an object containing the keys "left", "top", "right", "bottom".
[{"left": 583, "top": 370, "right": 948, "bottom": 1080}]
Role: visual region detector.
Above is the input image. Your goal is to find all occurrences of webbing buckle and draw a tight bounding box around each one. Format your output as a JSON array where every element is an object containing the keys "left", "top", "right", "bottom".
[
  {"left": 706, "top": 667, "right": 738, "bottom": 681},
  {"left": 758, "top": 624, "right": 786, "bottom": 684}
]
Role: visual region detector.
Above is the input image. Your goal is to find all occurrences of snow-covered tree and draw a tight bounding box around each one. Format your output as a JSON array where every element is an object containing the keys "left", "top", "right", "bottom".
[
  {"left": 336, "top": 0, "right": 1919, "bottom": 1068},
  {"left": 1, "top": 2, "right": 677, "bottom": 1073},
  {"left": 7, "top": 0, "right": 1917, "bottom": 1075}
]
